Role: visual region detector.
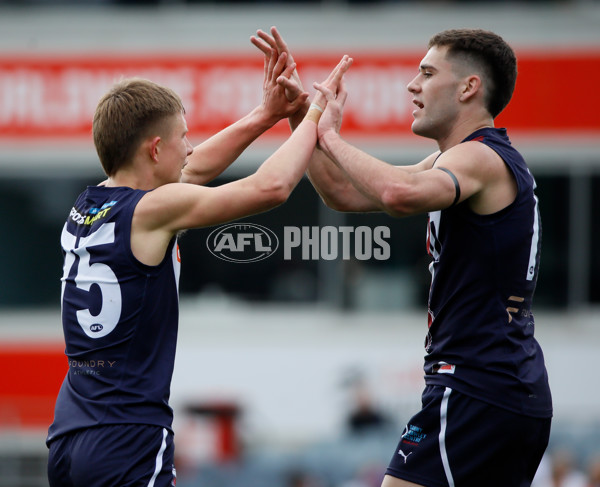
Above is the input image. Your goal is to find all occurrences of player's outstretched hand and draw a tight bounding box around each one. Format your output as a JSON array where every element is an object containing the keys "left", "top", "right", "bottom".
[
  {"left": 261, "top": 48, "right": 309, "bottom": 123},
  {"left": 312, "top": 55, "right": 353, "bottom": 137},
  {"left": 251, "top": 26, "right": 305, "bottom": 102}
]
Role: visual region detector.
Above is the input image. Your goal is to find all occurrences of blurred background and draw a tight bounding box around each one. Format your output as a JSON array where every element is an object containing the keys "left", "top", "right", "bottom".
[{"left": 0, "top": 0, "right": 599, "bottom": 486}]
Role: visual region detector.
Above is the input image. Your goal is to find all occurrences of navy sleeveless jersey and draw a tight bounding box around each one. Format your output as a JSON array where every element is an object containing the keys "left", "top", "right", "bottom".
[
  {"left": 424, "top": 127, "right": 552, "bottom": 418},
  {"left": 47, "top": 186, "right": 181, "bottom": 444}
]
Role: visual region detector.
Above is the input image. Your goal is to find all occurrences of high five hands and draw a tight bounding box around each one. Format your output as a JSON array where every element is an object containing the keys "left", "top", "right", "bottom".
[{"left": 251, "top": 26, "right": 353, "bottom": 139}]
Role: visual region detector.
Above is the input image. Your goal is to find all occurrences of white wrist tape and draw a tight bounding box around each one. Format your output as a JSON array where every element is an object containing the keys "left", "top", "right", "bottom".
[{"left": 309, "top": 103, "right": 324, "bottom": 113}]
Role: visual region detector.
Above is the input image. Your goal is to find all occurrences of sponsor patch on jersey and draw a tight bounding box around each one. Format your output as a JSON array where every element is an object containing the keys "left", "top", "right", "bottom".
[
  {"left": 432, "top": 362, "right": 456, "bottom": 374},
  {"left": 69, "top": 200, "right": 118, "bottom": 226}
]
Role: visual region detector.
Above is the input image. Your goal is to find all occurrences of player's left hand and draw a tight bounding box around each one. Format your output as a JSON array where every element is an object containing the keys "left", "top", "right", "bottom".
[
  {"left": 260, "top": 48, "right": 309, "bottom": 123},
  {"left": 252, "top": 26, "right": 305, "bottom": 102}
]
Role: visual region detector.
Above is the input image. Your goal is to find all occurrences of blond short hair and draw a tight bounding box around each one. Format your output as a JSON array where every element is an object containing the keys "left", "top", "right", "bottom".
[{"left": 92, "top": 78, "right": 185, "bottom": 176}]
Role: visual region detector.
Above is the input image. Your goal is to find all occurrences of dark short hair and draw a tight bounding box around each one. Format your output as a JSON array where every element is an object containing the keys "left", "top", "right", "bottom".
[
  {"left": 428, "top": 29, "right": 517, "bottom": 118},
  {"left": 92, "top": 78, "right": 185, "bottom": 176}
]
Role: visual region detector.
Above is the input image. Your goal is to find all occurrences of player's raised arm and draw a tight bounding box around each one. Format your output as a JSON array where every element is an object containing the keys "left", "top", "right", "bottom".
[
  {"left": 132, "top": 55, "right": 353, "bottom": 264},
  {"left": 181, "top": 48, "right": 308, "bottom": 186},
  {"left": 251, "top": 27, "right": 382, "bottom": 213},
  {"left": 313, "top": 74, "right": 513, "bottom": 218}
]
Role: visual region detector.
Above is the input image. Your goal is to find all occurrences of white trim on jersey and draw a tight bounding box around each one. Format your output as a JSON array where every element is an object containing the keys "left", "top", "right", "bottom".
[
  {"left": 527, "top": 195, "right": 541, "bottom": 282},
  {"left": 439, "top": 387, "right": 455, "bottom": 487},
  {"left": 148, "top": 428, "right": 168, "bottom": 487},
  {"left": 172, "top": 239, "right": 181, "bottom": 294}
]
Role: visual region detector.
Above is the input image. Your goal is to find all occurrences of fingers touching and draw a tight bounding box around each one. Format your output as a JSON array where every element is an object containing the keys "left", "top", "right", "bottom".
[
  {"left": 251, "top": 34, "right": 272, "bottom": 58},
  {"left": 251, "top": 26, "right": 290, "bottom": 58},
  {"left": 313, "top": 55, "right": 353, "bottom": 108},
  {"left": 269, "top": 51, "right": 289, "bottom": 84},
  {"left": 254, "top": 27, "right": 352, "bottom": 121}
]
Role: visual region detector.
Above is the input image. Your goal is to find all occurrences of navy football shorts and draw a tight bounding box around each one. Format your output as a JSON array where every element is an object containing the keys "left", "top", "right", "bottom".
[
  {"left": 386, "top": 385, "right": 551, "bottom": 487},
  {"left": 48, "top": 424, "right": 176, "bottom": 487}
]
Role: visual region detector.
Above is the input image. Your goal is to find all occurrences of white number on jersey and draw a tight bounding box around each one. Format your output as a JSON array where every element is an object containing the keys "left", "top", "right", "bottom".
[{"left": 61, "top": 223, "right": 122, "bottom": 338}]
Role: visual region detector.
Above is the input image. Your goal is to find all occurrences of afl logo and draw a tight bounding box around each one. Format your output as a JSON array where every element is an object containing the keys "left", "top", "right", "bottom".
[
  {"left": 207, "top": 223, "right": 278, "bottom": 263},
  {"left": 90, "top": 324, "right": 104, "bottom": 333}
]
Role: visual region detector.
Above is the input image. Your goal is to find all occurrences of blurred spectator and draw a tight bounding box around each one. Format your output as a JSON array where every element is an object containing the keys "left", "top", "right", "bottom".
[
  {"left": 551, "top": 450, "right": 587, "bottom": 487},
  {"left": 587, "top": 455, "right": 600, "bottom": 487},
  {"left": 285, "top": 469, "right": 325, "bottom": 487},
  {"left": 347, "top": 388, "right": 388, "bottom": 434},
  {"left": 343, "top": 370, "right": 390, "bottom": 434}
]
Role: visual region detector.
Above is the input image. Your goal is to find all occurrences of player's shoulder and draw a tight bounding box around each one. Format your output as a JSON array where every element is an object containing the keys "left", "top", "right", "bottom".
[
  {"left": 412, "top": 150, "right": 442, "bottom": 172},
  {"left": 448, "top": 137, "right": 498, "bottom": 157},
  {"left": 133, "top": 182, "right": 209, "bottom": 231},
  {"left": 135, "top": 183, "right": 179, "bottom": 215},
  {"left": 138, "top": 182, "right": 208, "bottom": 207},
  {"left": 437, "top": 138, "right": 503, "bottom": 171}
]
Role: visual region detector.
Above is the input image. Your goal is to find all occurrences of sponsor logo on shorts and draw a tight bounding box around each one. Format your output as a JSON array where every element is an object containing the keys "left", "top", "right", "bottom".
[
  {"left": 398, "top": 449, "right": 413, "bottom": 463},
  {"left": 401, "top": 424, "right": 427, "bottom": 445}
]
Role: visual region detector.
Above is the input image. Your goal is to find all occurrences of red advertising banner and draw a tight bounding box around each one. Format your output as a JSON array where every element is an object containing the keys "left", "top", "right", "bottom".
[
  {"left": 0, "top": 343, "right": 66, "bottom": 428},
  {"left": 0, "top": 50, "right": 598, "bottom": 142}
]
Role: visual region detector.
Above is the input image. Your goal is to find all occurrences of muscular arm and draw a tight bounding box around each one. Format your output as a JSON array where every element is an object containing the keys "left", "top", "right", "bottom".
[
  {"left": 308, "top": 149, "right": 440, "bottom": 213},
  {"left": 307, "top": 75, "right": 441, "bottom": 214},
  {"left": 313, "top": 73, "right": 517, "bottom": 218},
  {"left": 319, "top": 129, "right": 515, "bottom": 217}
]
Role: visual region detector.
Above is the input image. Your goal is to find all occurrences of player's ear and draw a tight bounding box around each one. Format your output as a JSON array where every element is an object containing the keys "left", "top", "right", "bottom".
[
  {"left": 459, "top": 74, "right": 481, "bottom": 102},
  {"left": 149, "top": 136, "right": 161, "bottom": 163}
]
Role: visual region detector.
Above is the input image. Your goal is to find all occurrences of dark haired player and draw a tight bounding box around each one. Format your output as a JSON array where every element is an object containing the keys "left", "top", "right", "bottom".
[{"left": 253, "top": 27, "right": 552, "bottom": 487}]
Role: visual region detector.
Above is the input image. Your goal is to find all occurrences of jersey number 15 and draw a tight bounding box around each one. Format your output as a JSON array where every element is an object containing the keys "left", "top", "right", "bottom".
[{"left": 60, "top": 223, "right": 122, "bottom": 339}]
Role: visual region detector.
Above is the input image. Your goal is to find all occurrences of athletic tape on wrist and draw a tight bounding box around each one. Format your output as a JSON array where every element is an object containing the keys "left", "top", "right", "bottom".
[{"left": 305, "top": 107, "right": 322, "bottom": 124}]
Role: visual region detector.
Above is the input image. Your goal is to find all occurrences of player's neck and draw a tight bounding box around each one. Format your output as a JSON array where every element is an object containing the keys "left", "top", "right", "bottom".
[
  {"left": 437, "top": 113, "right": 494, "bottom": 152},
  {"left": 103, "top": 166, "right": 156, "bottom": 191}
]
